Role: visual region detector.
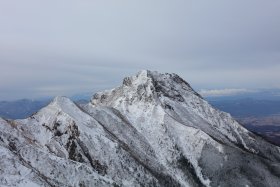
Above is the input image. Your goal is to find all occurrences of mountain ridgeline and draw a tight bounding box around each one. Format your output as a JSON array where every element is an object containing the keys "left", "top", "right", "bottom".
[{"left": 0, "top": 70, "right": 280, "bottom": 187}]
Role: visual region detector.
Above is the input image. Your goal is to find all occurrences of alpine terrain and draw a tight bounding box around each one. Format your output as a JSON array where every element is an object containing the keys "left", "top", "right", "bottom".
[{"left": 0, "top": 70, "right": 280, "bottom": 187}]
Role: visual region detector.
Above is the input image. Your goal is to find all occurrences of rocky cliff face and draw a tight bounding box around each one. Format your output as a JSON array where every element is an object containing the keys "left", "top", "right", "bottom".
[{"left": 1, "top": 70, "right": 280, "bottom": 187}]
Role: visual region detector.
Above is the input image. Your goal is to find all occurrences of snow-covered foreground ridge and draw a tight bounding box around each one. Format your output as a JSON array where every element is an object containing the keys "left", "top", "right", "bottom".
[{"left": 1, "top": 70, "right": 280, "bottom": 187}]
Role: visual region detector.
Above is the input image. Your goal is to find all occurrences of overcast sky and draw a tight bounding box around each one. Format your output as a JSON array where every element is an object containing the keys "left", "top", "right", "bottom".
[{"left": 1, "top": 0, "right": 280, "bottom": 100}]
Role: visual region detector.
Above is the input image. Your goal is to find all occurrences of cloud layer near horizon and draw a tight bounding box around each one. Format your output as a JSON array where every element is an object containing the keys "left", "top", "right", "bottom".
[
  {"left": 199, "top": 89, "right": 256, "bottom": 97},
  {"left": 1, "top": 0, "right": 280, "bottom": 100}
]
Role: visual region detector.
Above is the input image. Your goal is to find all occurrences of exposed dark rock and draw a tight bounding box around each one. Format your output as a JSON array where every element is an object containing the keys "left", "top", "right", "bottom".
[
  {"left": 164, "top": 104, "right": 174, "bottom": 111},
  {"left": 178, "top": 156, "right": 206, "bottom": 187},
  {"left": 77, "top": 139, "right": 108, "bottom": 175},
  {"left": 123, "top": 77, "right": 132, "bottom": 86},
  {"left": 0, "top": 135, "right": 4, "bottom": 142},
  {"left": 67, "top": 140, "right": 84, "bottom": 163},
  {"left": 8, "top": 141, "right": 17, "bottom": 152}
]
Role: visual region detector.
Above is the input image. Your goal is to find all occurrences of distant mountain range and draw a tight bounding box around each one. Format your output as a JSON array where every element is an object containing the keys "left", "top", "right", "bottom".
[
  {"left": 0, "top": 99, "right": 51, "bottom": 119},
  {"left": 208, "top": 98, "right": 280, "bottom": 118},
  {"left": 0, "top": 98, "right": 88, "bottom": 119}
]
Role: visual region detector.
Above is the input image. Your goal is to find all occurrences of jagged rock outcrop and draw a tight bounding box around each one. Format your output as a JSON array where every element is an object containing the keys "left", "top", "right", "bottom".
[{"left": 1, "top": 70, "right": 280, "bottom": 187}]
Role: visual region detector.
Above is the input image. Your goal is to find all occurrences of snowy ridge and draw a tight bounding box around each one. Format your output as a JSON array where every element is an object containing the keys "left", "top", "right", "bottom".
[{"left": 1, "top": 70, "right": 280, "bottom": 187}]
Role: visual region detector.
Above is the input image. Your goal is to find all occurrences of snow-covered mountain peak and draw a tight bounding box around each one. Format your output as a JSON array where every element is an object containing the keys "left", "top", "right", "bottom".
[
  {"left": 90, "top": 70, "right": 201, "bottom": 108},
  {"left": 122, "top": 69, "right": 150, "bottom": 87},
  {"left": 2, "top": 71, "right": 280, "bottom": 187},
  {"left": 49, "top": 96, "right": 75, "bottom": 109},
  {"left": 88, "top": 71, "right": 277, "bottom": 156},
  {"left": 121, "top": 70, "right": 197, "bottom": 96},
  {"left": 52, "top": 96, "right": 71, "bottom": 104},
  {"left": 147, "top": 70, "right": 202, "bottom": 100},
  {"left": 90, "top": 70, "right": 154, "bottom": 107}
]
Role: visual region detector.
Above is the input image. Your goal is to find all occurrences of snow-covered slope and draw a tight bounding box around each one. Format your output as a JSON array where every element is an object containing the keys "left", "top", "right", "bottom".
[{"left": 1, "top": 70, "right": 280, "bottom": 187}]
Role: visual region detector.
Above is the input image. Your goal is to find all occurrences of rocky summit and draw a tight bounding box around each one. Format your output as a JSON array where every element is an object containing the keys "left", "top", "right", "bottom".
[{"left": 1, "top": 70, "right": 280, "bottom": 187}]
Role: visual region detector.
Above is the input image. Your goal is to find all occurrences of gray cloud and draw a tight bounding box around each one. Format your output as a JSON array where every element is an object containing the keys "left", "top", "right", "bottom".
[{"left": 0, "top": 0, "right": 280, "bottom": 100}]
